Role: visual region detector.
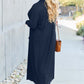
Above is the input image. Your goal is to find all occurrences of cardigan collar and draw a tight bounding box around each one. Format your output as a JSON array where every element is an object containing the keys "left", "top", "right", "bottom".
[{"left": 39, "top": 0, "right": 45, "bottom": 3}]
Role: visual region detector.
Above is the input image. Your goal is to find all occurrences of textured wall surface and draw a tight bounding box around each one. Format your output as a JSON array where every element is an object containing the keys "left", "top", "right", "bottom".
[{"left": 0, "top": 0, "right": 38, "bottom": 81}]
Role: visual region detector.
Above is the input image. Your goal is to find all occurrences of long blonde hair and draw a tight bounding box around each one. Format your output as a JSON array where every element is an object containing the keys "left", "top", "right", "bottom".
[{"left": 45, "top": 0, "right": 59, "bottom": 23}]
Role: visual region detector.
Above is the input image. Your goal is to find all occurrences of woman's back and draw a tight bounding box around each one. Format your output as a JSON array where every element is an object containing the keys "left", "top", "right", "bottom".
[{"left": 27, "top": 0, "right": 55, "bottom": 30}]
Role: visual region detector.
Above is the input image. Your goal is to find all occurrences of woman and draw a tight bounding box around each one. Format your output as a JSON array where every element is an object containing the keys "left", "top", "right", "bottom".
[{"left": 25, "top": 0, "right": 59, "bottom": 84}]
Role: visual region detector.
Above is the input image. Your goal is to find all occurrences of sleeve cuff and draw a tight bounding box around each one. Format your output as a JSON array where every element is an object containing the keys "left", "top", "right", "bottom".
[{"left": 25, "top": 20, "right": 30, "bottom": 27}]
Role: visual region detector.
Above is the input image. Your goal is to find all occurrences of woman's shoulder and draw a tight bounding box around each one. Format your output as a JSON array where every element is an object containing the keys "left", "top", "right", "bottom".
[
  {"left": 31, "top": 1, "right": 44, "bottom": 11},
  {"left": 28, "top": 1, "right": 45, "bottom": 17}
]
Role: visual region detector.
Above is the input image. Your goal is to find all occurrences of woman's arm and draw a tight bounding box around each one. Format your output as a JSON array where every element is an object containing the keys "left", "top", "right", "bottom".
[{"left": 25, "top": 4, "right": 40, "bottom": 30}]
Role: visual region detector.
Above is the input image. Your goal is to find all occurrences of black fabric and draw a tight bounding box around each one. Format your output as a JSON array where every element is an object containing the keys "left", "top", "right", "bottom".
[
  {"left": 35, "top": 79, "right": 51, "bottom": 84},
  {"left": 26, "top": 0, "right": 56, "bottom": 84},
  {"left": 39, "top": 0, "right": 45, "bottom": 2}
]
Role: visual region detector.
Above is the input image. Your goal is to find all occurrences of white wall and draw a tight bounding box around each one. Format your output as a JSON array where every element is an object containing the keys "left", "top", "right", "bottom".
[
  {"left": 0, "top": 0, "right": 38, "bottom": 81},
  {"left": 0, "top": 0, "right": 5, "bottom": 81}
]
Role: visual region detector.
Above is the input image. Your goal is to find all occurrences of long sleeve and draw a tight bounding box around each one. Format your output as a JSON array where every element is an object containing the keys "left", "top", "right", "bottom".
[{"left": 26, "top": 4, "right": 40, "bottom": 30}]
